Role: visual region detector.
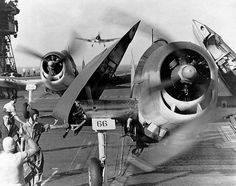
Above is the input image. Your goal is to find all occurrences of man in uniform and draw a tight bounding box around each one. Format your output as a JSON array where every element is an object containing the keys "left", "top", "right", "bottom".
[
  {"left": 1, "top": 95, "right": 24, "bottom": 139},
  {"left": 0, "top": 135, "right": 38, "bottom": 186},
  {"left": 21, "top": 108, "right": 67, "bottom": 186}
]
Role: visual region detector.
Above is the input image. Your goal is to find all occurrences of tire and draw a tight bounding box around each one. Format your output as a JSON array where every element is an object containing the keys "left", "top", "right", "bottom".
[{"left": 88, "top": 158, "right": 103, "bottom": 186}]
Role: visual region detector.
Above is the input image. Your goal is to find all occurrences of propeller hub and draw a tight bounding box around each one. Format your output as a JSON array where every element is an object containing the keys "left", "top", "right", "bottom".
[
  {"left": 48, "top": 61, "right": 54, "bottom": 67},
  {"left": 181, "top": 65, "right": 197, "bottom": 83}
]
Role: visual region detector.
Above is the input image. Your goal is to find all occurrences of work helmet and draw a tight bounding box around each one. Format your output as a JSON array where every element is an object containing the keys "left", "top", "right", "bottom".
[{"left": 2, "top": 137, "right": 16, "bottom": 153}]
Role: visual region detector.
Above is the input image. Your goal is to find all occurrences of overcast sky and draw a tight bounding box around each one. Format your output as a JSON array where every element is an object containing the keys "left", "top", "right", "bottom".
[{"left": 12, "top": 0, "right": 236, "bottom": 69}]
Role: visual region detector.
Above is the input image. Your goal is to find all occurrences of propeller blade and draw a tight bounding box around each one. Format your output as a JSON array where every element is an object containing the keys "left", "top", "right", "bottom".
[
  {"left": 48, "top": 68, "right": 53, "bottom": 81},
  {"left": 57, "top": 31, "right": 86, "bottom": 64},
  {"left": 16, "top": 45, "right": 43, "bottom": 59},
  {"left": 82, "top": 57, "right": 85, "bottom": 70},
  {"left": 101, "top": 8, "right": 173, "bottom": 42},
  {"left": 148, "top": 75, "right": 180, "bottom": 92},
  {"left": 141, "top": 113, "right": 214, "bottom": 167},
  {"left": 67, "top": 30, "right": 85, "bottom": 56}
]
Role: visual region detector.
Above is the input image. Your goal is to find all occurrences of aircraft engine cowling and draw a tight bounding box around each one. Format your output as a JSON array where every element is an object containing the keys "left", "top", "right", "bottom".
[
  {"left": 40, "top": 50, "right": 78, "bottom": 93},
  {"left": 134, "top": 41, "right": 217, "bottom": 131}
]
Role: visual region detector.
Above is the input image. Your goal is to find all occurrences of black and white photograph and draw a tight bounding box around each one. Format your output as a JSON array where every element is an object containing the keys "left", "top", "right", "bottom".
[{"left": 0, "top": 0, "right": 236, "bottom": 185}]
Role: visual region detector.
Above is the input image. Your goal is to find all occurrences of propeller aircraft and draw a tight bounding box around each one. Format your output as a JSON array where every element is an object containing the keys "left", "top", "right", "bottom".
[
  {"left": 76, "top": 33, "right": 119, "bottom": 47},
  {"left": 53, "top": 19, "right": 221, "bottom": 184},
  {"left": 52, "top": 19, "right": 236, "bottom": 185}
]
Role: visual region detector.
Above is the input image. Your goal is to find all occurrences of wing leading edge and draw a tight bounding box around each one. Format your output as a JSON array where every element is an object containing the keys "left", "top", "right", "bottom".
[
  {"left": 100, "top": 38, "right": 120, "bottom": 43},
  {"left": 53, "top": 21, "right": 140, "bottom": 123},
  {"left": 76, "top": 37, "right": 93, "bottom": 42},
  {"left": 0, "top": 76, "right": 43, "bottom": 90}
]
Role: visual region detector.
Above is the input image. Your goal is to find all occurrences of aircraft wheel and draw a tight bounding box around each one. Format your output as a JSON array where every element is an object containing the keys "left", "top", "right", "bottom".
[{"left": 88, "top": 158, "right": 103, "bottom": 186}]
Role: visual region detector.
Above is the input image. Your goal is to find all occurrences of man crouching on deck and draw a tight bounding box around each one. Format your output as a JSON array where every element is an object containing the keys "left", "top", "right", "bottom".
[{"left": 21, "top": 108, "right": 68, "bottom": 186}]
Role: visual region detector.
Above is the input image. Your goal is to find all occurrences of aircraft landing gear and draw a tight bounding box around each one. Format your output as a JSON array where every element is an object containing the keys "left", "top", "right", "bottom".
[
  {"left": 88, "top": 131, "right": 107, "bottom": 186},
  {"left": 88, "top": 118, "right": 116, "bottom": 185},
  {"left": 88, "top": 158, "right": 103, "bottom": 186}
]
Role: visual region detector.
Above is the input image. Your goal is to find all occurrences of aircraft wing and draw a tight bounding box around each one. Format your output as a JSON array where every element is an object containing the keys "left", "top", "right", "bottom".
[
  {"left": 192, "top": 20, "right": 236, "bottom": 96},
  {"left": 0, "top": 76, "right": 43, "bottom": 90},
  {"left": 75, "top": 37, "right": 93, "bottom": 42},
  {"left": 53, "top": 21, "right": 140, "bottom": 123},
  {"left": 101, "top": 38, "right": 120, "bottom": 43},
  {"left": 79, "top": 99, "right": 137, "bottom": 120}
]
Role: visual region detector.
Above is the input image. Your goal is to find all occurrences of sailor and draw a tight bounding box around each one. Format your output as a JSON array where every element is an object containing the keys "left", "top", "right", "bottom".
[
  {"left": 21, "top": 108, "right": 66, "bottom": 186},
  {"left": 3, "top": 95, "right": 25, "bottom": 125},
  {"left": 125, "top": 117, "right": 136, "bottom": 141},
  {"left": 1, "top": 111, "right": 19, "bottom": 139},
  {"left": 0, "top": 135, "right": 38, "bottom": 186},
  {"left": 125, "top": 116, "right": 149, "bottom": 155},
  {"left": 1, "top": 95, "right": 24, "bottom": 139},
  {"left": 125, "top": 110, "right": 139, "bottom": 139}
]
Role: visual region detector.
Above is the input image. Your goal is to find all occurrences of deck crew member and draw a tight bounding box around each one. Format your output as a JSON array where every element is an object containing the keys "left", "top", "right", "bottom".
[{"left": 0, "top": 135, "right": 38, "bottom": 186}]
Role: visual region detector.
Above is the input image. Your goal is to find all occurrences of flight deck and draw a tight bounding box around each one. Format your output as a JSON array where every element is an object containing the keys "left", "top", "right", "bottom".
[{"left": 1, "top": 91, "right": 236, "bottom": 185}]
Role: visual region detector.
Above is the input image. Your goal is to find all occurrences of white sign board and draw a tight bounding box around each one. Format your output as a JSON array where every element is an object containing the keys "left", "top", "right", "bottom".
[
  {"left": 26, "top": 84, "right": 37, "bottom": 91},
  {"left": 92, "top": 118, "right": 116, "bottom": 130}
]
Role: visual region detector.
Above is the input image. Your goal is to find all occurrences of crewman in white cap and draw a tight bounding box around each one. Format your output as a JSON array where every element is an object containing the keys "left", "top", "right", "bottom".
[{"left": 0, "top": 135, "right": 38, "bottom": 186}]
